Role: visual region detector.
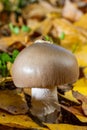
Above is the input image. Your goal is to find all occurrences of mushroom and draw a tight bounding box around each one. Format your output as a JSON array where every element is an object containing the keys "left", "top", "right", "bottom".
[{"left": 12, "top": 40, "right": 79, "bottom": 122}]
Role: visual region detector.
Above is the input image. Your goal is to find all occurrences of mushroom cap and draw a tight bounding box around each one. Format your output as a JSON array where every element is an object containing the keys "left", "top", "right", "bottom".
[{"left": 12, "top": 41, "right": 79, "bottom": 88}]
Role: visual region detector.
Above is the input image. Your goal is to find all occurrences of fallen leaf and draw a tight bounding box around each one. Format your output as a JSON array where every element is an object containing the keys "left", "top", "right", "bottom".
[
  {"left": 0, "top": 77, "right": 12, "bottom": 83},
  {"left": 75, "top": 44, "right": 87, "bottom": 67},
  {"left": 35, "top": 18, "right": 53, "bottom": 36},
  {"left": 0, "top": 109, "right": 87, "bottom": 130},
  {"left": 0, "top": 108, "right": 86, "bottom": 130},
  {"left": 73, "top": 78, "right": 87, "bottom": 96},
  {"left": 0, "top": 89, "right": 28, "bottom": 115},
  {"left": 74, "top": 13, "right": 87, "bottom": 29},
  {"left": 83, "top": 67, "right": 87, "bottom": 78},
  {"left": 52, "top": 18, "right": 86, "bottom": 50},
  {"left": 23, "top": 88, "right": 31, "bottom": 95},
  {"left": 62, "top": 0, "right": 83, "bottom": 22},
  {"left": 1, "top": 33, "right": 28, "bottom": 47},
  {"left": 0, "top": 110, "right": 47, "bottom": 129},
  {"left": 63, "top": 90, "right": 80, "bottom": 104},
  {"left": 60, "top": 103, "right": 87, "bottom": 123},
  {"left": 73, "top": 91, "right": 87, "bottom": 116},
  {"left": 46, "top": 124, "right": 87, "bottom": 130},
  {"left": 22, "top": 1, "right": 60, "bottom": 20}
]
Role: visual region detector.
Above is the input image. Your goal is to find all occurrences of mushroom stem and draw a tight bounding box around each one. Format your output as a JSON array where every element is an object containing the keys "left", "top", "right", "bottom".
[{"left": 30, "top": 87, "right": 59, "bottom": 122}]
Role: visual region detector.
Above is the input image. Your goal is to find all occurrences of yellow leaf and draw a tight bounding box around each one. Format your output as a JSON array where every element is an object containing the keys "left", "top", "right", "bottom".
[
  {"left": 37, "top": 18, "right": 53, "bottom": 35},
  {"left": 0, "top": 109, "right": 87, "bottom": 130},
  {"left": 46, "top": 124, "right": 87, "bottom": 130},
  {"left": 52, "top": 18, "right": 86, "bottom": 50},
  {"left": 75, "top": 45, "right": 87, "bottom": 67},
  {"left": 7, "top": 62, "right": 12, "bottom": 76},
  {"left": 64, "top": 90, "right": 80, "bottom": 104},
  {"left": 73, "top": 78, "right": 87, "bottom": 96},
  {"left": 76, "top": 115, "right": 87, "bottom": 123},
  {"left": 83, "top": 67, "right": 87, "bottom": 78},
  {"left": 0, "top": 110, "right": 47, "bottom": 129},
  {"left": 0, "top": 77, "right": 12, "bottom": 83},
  {"left": 1, "top": 33, "right": 28, "bottom": 46},
  {"left": 74, "top": 13, "right": 87, "bottom": 29},
  {"left": 0, "top": 90, "right": 28, "bottom": 115}
]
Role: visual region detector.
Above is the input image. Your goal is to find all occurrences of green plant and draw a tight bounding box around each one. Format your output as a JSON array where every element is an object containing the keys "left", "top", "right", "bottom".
[{"left": 0, "top": 49, "right": 19, "bottom": 77}]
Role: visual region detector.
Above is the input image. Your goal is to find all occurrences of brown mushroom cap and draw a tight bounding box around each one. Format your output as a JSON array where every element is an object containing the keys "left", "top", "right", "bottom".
[{"left": 12, "top": 41, "right": 79, "bottom": 88}]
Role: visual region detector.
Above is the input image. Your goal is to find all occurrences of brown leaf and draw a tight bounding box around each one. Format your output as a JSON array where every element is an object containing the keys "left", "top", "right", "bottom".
[
  {"left": 22, "top": 1, "right": 60, "bottom": 20},
  {"left": 59, "top": 103, "right": 87, "bottom": 122},
  {"left": 62, "top": 0, "right": 83, "bottom": 22},
  {"left": 0, "top": 39, "right": 8, "bottom": 52},
  {"left": 0, "top": 89, "right": 28, "bottom": 115},
  {"left": 73, "top": 91, "right": 87, "bottom": 116}
]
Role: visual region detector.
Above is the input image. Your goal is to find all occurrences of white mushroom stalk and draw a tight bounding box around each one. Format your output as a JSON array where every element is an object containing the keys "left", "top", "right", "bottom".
[{"left": 31, "top": 87, "right": 58, "bottom": 118}]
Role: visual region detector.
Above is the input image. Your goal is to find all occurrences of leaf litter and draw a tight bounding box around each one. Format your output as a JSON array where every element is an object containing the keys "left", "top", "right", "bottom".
[{"left": 1, "top": 0, "right": 87, "bottom": 129}]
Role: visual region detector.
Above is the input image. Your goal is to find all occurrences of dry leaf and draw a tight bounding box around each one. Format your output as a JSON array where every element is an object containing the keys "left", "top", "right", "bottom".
[
  {"left": 0, "top": 90, "right": 28, "bottom": 115},
  {"left": 46, "top": 124, "right": 87, "bottom": 130},
  {"left": 22, "top": 3, "right": 47, "bottom": 19},
  {"left": 62, "top": 0, "right": 83, "bottom": 22},
  {"left": 27, "top": 19, "right": 41, "bottom": 30},
  {"left": 0, "top": 109, "right": 87, "bottom": 130},
  {"left": 36, "top": 18, "right": 53, "bottom": 36},
  {"left": 63, "top": 90, "right": 80, "bottom": 104},
  {"left": 73, "top": 78, "right": 87, "bottom": 96},
  {"left": 0, "top": 77, "right": 12, "bottom": 83},
  {"left": 60, "top": 103, "right": 87, "bottom": 122},
  {"left": 1, "top": 33, "right": 28, "bottom": 47},
  {"left": 83, "top": 67, "right": 87, "bottom": 78},
  {"left": 75, "top": 44, "right": 87, "bottom": 67},
  {"left": 0, "top": 2, "right": 3, "bottom": 12},
  {"left": 22, "top": 1, "right": 60, "bottom": 20},
  {"left": 74, "top": 13, "right": 87, "bottom": 29},
  {"left": 73, "top": 78, "right": 87, "bottom": 116},
  {"left": 73, "top": 91, "right": 87, "bottom": 116},
  {"left": 0, "top": 39, "right": 8, "bottom": 52},
  {"left": 52, "top": 18, "right": 86, "bottom": 50},
  {"left": 0, "top": 110, "right": 47, "bottom": 129}
]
